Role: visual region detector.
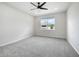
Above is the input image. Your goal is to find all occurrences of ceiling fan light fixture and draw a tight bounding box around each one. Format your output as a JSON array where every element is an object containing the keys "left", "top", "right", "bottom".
[{"left": 30, "top": 2, "right": 48, "bottom": 10}]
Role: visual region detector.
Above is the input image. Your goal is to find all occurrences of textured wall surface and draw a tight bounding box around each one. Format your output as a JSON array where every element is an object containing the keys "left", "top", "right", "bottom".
[
  {"left": 34, "top": 12, "right": 66, "bottom": 39},
  {"left": 0, "top": 3, "right": 34, "bottom": 46},
  {"left": 67, "top": 3, "right": 79, "bottom": 54}
]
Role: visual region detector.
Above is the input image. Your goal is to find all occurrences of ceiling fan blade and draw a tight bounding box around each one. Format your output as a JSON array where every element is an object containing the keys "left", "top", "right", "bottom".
[
  {"left": 39, "top": 2, "right": 46, "bottom": 8},
  {"left": 30, "top": 2, "right": 37, "bottom": 7},
  {"left": 40, "top": 8, "right": 48, "bottom": 10}
]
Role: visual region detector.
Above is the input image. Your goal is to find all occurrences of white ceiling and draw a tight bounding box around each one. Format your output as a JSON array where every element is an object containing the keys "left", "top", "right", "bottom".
[{"left": 6, "top": 2, "right": 71, "bottom": 16}]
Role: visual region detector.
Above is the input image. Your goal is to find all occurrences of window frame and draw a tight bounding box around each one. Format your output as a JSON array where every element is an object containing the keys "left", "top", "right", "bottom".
[{"left": 40, "top": 16, "right": 55, "bottom": 30}]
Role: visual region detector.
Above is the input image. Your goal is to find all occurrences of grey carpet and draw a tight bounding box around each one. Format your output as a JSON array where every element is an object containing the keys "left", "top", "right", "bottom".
[{"left": 0, "top": 36, "right": 78, "bottom": 57}]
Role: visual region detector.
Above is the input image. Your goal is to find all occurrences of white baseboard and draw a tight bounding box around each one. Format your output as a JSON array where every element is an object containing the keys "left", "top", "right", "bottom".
[
  {"left": 0, "top": 33, "right": 33, "bottom": 47},
  {"left": 68, "top": 40, "right": 79, "bottom": 55},
  {"left": 35, "top": 35, "right": 66, "bottom": 40}
]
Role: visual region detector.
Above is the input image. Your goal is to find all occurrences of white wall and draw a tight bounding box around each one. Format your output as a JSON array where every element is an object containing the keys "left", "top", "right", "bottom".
[
  {"left": 0, "top": 3, "right": 34, "bottom": 46},
  {"left": 34, "top": 12, "right": 66, "bottom": 39},
  {"left": 67, "top": 3, "right": 79, "bottom": 54}
]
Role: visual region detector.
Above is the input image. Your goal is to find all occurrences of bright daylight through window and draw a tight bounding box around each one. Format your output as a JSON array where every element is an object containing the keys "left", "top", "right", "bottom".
[{"left": 41, "top": 17, "right": 55, "bottom": 30}]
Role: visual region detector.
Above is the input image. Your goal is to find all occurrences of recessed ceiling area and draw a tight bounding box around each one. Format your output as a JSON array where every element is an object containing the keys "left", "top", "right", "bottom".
[{"left": 6, "top": 2, "right": 72, "bottom": 16}]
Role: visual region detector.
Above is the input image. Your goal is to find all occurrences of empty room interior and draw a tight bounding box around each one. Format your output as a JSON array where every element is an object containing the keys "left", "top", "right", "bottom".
[{"left": 0, "top": 2, "right": 79, "bottom": 57}]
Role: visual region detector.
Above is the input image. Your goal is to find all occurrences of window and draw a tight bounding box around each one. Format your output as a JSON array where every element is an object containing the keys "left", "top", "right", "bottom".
[{"left": 41, "top": 17, "right": 55, "bottom": 30}]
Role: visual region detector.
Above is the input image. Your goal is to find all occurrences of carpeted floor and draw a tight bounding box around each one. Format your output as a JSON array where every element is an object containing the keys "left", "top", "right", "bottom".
[{"left": 0, "top": 36, "right": 78, "bottom": 57}]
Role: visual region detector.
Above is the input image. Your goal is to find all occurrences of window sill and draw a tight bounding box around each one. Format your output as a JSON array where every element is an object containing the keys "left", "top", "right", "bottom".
[{"left": 40, "top": 28, "right": 55, "bottom": 31}]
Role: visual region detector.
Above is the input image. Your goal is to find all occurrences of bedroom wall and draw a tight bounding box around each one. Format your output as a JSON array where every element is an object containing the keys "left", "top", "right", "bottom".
[
  {"left": 0, "top": 3, "right": 34, "bottom": 46},
  {"left": 34, "top": 12, "right": 66, "bottom": 39},
  {"left": 67, "top": 3, "right": 79, "bottom": 54}
]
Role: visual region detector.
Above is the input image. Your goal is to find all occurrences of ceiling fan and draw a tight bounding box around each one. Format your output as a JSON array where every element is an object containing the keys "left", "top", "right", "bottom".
[{"left": 30, "top": 2, "right": 48, "bottom": 10}]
